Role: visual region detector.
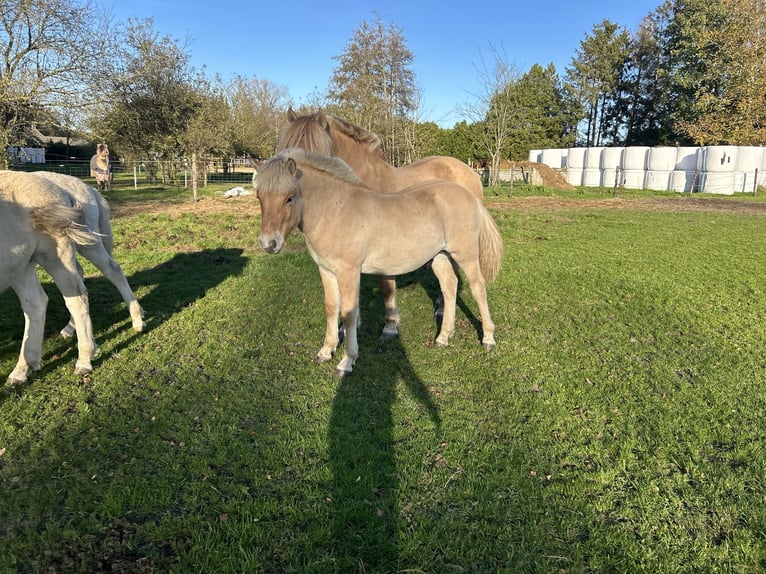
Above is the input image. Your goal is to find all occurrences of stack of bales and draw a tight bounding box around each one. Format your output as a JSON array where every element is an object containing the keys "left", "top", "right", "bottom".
[
  {"left": 565, "top": 148, "right": 587, "bottom": 185},
  {"left": 645, "top": 147, "right": 677, "bottom": 190},
  {"left": 670, "top": 147, "right": 699, "bottom": 192},
  {"left": 556, "top": 145, "right": 765, "bottom": 194},
  {"left": 620, "top": 147, "right": 649, "bottom": 189},
  {"left": 600, "top": 147, "right": 624, "bottom": 187}
]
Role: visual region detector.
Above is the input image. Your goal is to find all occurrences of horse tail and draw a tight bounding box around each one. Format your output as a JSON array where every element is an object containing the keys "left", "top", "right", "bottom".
[
  {"left": 478, "top": 205, "right": 503, "bottom": 283},
  {"left": 30, "top": 204, "right": 98, "bottom": 246},
  {"left": 94, "top": 188, "right": 115, "bottom": 253}
]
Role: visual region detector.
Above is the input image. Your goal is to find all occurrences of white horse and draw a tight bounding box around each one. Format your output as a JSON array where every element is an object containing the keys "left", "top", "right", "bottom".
[
  {"left": 1, "top": 171, "right": 99, "bottom": 385},
  {"left": 33, "top": 172, "right": 146, "bottom": 335}
]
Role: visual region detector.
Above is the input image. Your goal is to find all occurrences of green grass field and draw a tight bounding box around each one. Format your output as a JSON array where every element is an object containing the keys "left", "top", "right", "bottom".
[{"left": 1, "top": 182, "right": 765, "bottom": 573}]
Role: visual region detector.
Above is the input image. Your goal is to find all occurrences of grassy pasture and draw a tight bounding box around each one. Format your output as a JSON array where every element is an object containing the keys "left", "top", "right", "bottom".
[{"left": 1, "top": 183, "right": 765, "bottom": 573}]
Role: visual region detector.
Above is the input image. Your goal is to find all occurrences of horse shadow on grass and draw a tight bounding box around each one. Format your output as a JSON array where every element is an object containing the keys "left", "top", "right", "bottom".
[
  {"left": 0, "top": 248, "right": 248, "bottom": 392},
  {"left": 395, "top": 263, "right": 484, "bottom": 345},
  {"left": 327, "top": 273, "right": 442, "bottom": 571}
]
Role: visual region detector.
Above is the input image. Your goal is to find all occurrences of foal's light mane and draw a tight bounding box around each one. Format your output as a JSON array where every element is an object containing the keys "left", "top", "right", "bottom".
[{"left": 260, "top": 148, "right": 368, "bottom": 191}]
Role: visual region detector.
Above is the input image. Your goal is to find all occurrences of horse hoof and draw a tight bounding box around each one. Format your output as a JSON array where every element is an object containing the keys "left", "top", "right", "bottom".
[
  {"left": 483, "top": 342, "right": 496, "bottom": 352},
  {"left": 315, "top": 355, "right": 332, "bottom": 365},
  {"left": 333, "top": 368, "right": 352, "bottom": 378},
  {"left": 379, "top": 331, "right": 398, "bottom": 342},
  {"left": 74, "top": 366, "right": 93, "bottom": 376},
  {"left": 434, "top": 340, "right": 449, "bottom": 348},
  {"left": 133, "top": 321, "right": 147, "bottom": 333}
]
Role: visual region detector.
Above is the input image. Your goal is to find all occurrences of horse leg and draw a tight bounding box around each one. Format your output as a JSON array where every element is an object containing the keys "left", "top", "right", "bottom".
[
  {"left": 431, "top": 253, "right": 452, "bottom": 318},
  {"left": 378, "top": 276, "right": 400, "bottom": 340},
  {"left": 334, "top": 271, "right": 361, "bottom": 377},
  {"left": 453, "top": 257, "right": 496, "bottom": 350},
  {"left": 316, "top": 266, "right": 341, "bottom": 363},
  {"left": 76, "top": 242, "right": 146, "bottom": 333},
  {"left": 6, "top": 265, "right": 48, "bottom": 385},
  {"left": 37, "top": 244, "right": 98, "bottom": 375},
  {"left": 431, "top": 255, "right": 458, "bottom": 347}
]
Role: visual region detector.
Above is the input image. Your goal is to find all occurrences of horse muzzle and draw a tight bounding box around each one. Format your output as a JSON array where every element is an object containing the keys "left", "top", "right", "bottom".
[{"left": 258, "top": 234, "right": 284, "bottom": 254}]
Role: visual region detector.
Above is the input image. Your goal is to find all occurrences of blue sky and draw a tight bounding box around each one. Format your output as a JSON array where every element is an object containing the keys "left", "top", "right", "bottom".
[{"left": 108, "top": 0, "right": 661, "bottom": 127}]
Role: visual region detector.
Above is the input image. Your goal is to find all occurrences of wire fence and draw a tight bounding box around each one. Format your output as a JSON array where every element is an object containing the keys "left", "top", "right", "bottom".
[{"left": 9, "top": 156, "right": 259, "bottom": 188}]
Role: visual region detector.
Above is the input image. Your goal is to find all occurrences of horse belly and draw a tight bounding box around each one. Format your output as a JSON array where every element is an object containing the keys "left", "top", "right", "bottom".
[{"left": 360, "top": 239, "right": 442, "bottom": 276}]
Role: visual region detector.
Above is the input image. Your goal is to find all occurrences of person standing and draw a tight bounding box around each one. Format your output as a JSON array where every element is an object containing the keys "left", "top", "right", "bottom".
[{"left": 90, "top": 144, "right": 111, "bottom": 190}]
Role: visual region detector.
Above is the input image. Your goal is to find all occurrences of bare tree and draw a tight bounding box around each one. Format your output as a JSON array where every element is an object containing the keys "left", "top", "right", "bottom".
[
  {"left": 0, "top": 0, "right": 113, "bottom": 166},
  {"left": 459, "top": 44, "right": 519, "bottom": 186},
  {"left": 227, "top": 75, "right": 291, "bottom": 158},
  {"left": 327, "top": 16, "right": 417, "bottom": 165}
]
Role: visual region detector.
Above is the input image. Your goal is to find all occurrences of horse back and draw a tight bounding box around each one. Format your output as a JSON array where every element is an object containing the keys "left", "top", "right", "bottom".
[{"left": 399, "top": 156, "right": 484, "bottom": 201}]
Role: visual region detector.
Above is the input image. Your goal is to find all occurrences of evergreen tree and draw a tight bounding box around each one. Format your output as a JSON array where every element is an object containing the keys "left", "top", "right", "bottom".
[{"left": 566, "top": 20, "right": 631, "bottom": 146}]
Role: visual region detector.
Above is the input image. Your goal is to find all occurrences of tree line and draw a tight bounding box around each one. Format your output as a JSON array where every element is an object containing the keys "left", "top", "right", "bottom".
[{"left": 1, "top": 0, "right": 764, "bottom": 181}]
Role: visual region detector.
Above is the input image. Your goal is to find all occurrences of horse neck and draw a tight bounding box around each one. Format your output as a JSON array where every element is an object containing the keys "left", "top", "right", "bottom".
[
  {"left": 333, "top": 134, "right": 397, "bottom": 191},
  {"left": 296, "top": 164, "right": 358, "bottom": 220}
]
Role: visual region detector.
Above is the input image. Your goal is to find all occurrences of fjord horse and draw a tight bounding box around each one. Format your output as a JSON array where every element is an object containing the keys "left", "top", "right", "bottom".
[
  {"left": 256, "top": 148, "right": 502, "bottom": 377},
  {"left": 278, "top": 108, "right": 484, "bottom": 340},
  {"left": 1, "top": 171, "right": 98, "bottom": 385}
]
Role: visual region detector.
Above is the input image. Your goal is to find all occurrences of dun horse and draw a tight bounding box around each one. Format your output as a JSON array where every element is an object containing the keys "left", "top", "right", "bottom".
[
  {"left": 1, "top": 171, "right": 99, "bottom": 385},
  {"left": 256, "top": 148, "right": 503, "bottom": 377},
  {"left": 278, "top": 108, "right": 485, "bottom": 340},
  {"left": 35, "top": 172, "right": 145, "bottom": 335}
]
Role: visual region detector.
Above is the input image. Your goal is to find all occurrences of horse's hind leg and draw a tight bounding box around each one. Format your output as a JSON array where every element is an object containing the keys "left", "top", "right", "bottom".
[
  {"left": 7, "top": 265, "right": 48, "bottom": 385},
  {"left": 37, "top": 244, "right": 98, "bottom": 375},
  {"left": 454, "top": 258, "right": 496, "bottom": 350},
  {"left": 378, "top": 276, "right": 400, "bottom": 340},
  {"left": 431, "top": 255, "right": 458, "bottom": 347},
  {"left": 334, "top": 271, "right": 361, "bottom": 377},
  {"left": 76, "top": 242, "right": 146, "bottom": 333}
]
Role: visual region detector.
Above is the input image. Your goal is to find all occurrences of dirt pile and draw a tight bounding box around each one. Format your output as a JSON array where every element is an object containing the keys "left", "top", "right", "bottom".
[{"left": 504, "top": 161, "right": 574, "bottom": 190}]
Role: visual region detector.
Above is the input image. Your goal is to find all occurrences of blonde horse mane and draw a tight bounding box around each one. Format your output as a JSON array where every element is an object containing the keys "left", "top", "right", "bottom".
[
  {"left": 279, "top": 108, "right": 383, "bottom": 156},
  {"left": 260, "top": 148, "right": 369, "bottom": 190},
  {"left": 326, "top": 114, "right": 382, "bottom": 154}
]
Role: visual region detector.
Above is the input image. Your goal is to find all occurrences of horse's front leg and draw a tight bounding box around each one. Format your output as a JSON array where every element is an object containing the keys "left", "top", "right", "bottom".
[
  {"left": 334, "top": 271, "right": 361, "bottom": 377},
  {"left": 316, "top": 267, "right": 340, "bottom": 363},
  {"left": 378, "top": 276, "right": 400, "bottom": 341}
]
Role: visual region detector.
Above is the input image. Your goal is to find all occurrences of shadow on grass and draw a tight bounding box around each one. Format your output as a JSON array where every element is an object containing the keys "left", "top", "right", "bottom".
[
  {"left": 395, "top": 264, "right": 484, "bottom": 345},
  {"left": 0, "top": 247, "right": 248, "bottom": 391},
  {"left": 326, "top": 275, "right": 441, "bottom": 571}
]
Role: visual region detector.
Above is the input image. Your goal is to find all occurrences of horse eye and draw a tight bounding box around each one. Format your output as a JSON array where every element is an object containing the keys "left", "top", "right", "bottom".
[{"left": 285, "top": 195, "right": 294, "bottom": 204}]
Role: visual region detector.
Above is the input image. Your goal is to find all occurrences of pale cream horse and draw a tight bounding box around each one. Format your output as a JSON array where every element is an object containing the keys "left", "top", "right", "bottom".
[
  {"left": 34, "top": 172, "right": 146, "bottom": 335},
  {"left": 278, "top": 108, "right": 484, "bottom": 340},
  {"left": 256, "top": 148, "right": 502, "bottom": 377},
  {"left": 0, "top": 171, "right": 99, "bottom": 385}
]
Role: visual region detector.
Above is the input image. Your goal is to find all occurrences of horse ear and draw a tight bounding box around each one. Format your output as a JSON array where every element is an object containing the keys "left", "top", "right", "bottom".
[
  {"left": 286, "top": 158, "right": 297, "bottom": 175},
  {"left": 287, "top": 107, "right": 297, "bottom": 122},
  {"left": 316, "top": 109, "right": 329, "bottom": 130}
]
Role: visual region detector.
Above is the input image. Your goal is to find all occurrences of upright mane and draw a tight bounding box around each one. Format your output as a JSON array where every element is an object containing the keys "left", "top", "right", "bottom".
[
  {"left": 260, "top": 148, "right": 369, "bottom": 191},
  {"left": 278, "top": 109, "right": 383, "bottom": 156},
  {"left": 326, "top": 114, "right": 382, "bottom": 154}
]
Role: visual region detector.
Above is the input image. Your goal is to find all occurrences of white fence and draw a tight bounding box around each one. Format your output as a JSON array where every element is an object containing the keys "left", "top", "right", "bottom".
[{"left": 529, "top": 146, "right": 766, "bottom": 194}]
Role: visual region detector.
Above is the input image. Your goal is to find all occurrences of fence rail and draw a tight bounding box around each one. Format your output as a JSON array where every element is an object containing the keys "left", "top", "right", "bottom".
[{"left": 9, "top": 157, "right": 259, "bottom": 188}]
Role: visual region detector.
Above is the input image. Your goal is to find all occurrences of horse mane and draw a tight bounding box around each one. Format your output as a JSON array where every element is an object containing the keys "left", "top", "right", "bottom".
[
  {"left": 261, "top": 148, "right": 369, "bottom": 190},
  {"left": 279, "top": 109, "right": 383, "bottom": 157},
  {"left": 326, "top": 114, "right": 383, "bottom": 155}
]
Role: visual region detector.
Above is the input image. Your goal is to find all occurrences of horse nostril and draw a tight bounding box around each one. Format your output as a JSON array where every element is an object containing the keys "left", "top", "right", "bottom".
[{"left": 259, "top": 237, "right": 277, "bottom": 253}]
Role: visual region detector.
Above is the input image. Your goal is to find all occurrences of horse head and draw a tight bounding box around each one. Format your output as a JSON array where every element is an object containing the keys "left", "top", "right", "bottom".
[
  {"left": 256, "top": 152, "right": 303, "bottom": 255},
  {"left": 279, "top": 108, "right": 333, "bottom": 156}
]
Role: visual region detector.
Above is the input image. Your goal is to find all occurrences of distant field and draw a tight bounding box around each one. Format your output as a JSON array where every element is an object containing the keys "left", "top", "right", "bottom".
[{"left": 1, "top": 185, "right": 765, "bottom": 573}]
